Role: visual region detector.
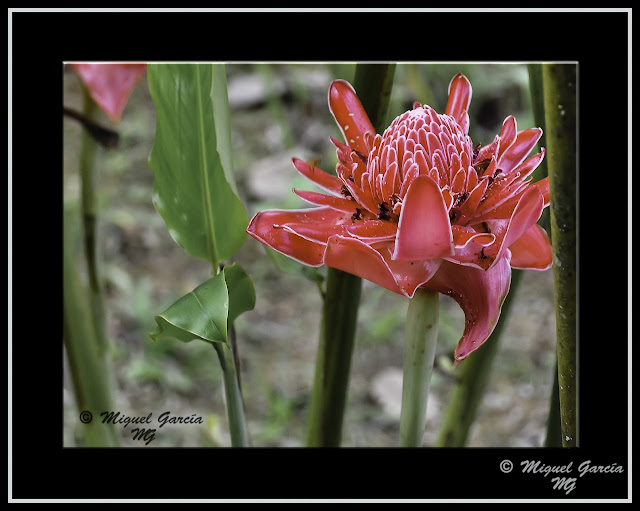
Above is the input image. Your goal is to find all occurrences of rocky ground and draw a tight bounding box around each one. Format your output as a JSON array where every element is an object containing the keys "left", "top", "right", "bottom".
[{"left": 63, "top": 63, "right": 557, "bottom": 448}]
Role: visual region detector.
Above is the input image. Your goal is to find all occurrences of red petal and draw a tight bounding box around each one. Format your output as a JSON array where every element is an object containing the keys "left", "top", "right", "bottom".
[
  {"left": 460, "top": 178, "right": 489, "bottom": 218},
  {"left": 328, "top": 80, "right": 376, "bottom": 156},
  {"left": 497, "top": 116, "right": 517, "bottom": 160},
  {"left": 445, "top": 73, "right": 472, "bottom": 128},
  {"left": 473, "top": 175, "right": 532, "bottom": 220},
  {"left": 458, "top": 111, "right": 470, "bottom": 137},
  {"left": 424, "top": 256, "right": 512, "bottom": 363},
  {"left": 510, "top": 148, "right": 545, "bottom": 182},
  {"left": 476, "top": 135, "right": 500, "bottom": 163},
  {"left": 324, "top": 236, "right": 441, "bottom": 298},
  {"left": 482, "top": 186, "right": 545, "bottom": 267},
  {"left": 444, "top": 226, "right": 497, "bottom": 270},
  {"left": 344, "top": 220, "right": 398, "bottom": 242},
  {"left": 452, "top": 225, "right": 495, "bottom": 248},
  {"left": 393, "top": 175, "right": 454, "bottom": 261},
  {"left": 292, "top": 157, "right": 344, "bottom": 196},
  {"left": 293, "top": 189, "right": 360, "bottom": 215},
  {"left": 71, "top": 63, "right": 146, "bottom": 122},
  {"left": 508, "top": 224, "right": 552, "bottom": 270},
  {"left": 498, "top": 128, "right": 542, "bottom": 174},
  {"left": 246, "top": 207, "right": 350, "bottom": 266},
  {"left": 532, "top": 176, "right": 550, "bottom": 207},
  {"left": 399, "top": 162, "right": 420, "bottom": 198},
  {"left": 341, "top": 172, "right": 379, "bottom": 214}
]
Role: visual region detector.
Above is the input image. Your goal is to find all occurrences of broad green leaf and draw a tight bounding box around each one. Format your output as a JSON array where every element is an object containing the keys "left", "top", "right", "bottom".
[
  {"left": 149, "top": 264, "right": 255, "bottom": 346},
  {"left": 150, "top": 271, "right": 229, "bottom": 345},
  {"left": 265, "top": 246, "right": 325, "bottom": 286},
  {"left": 223, "top": 263, "right": 256, "bottom": 325},
  {"left": 211, "top": 64, "right": 238, "bottom": 195},
  {"left": 148, "top": 63, "right": 248, "bottom": 265}
]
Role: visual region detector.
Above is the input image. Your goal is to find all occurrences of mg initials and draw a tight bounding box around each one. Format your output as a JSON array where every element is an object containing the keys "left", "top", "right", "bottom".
[
  {"left": 551, "top": 476, "right": 577, "bottom": 495},
  {"left": 131, "top": 427, "right": 156, "bottom": 445}
]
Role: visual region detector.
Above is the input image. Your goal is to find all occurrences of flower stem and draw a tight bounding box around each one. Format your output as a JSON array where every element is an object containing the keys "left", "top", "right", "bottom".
[
  {"left": 63, "top": 208, "right": 119, "bottom": 447},
  {"left": 207, "top": 64, "right": 251, "bottom": 447},
  {"left": 399, "top": 288, "right": 439, "bottom": 447},
  {"left": 305, "top": 64, "right": 395, "bottom": 447},
  {"left": 543, "top": 63, "right": 577, "bottom": 447},
  {"left": 78, "top": 88, "right": 111, "bottom": 369},
  {"left": 544, "top": 358, "right": 562, "bottom": 447},
  {"left": 213, "top": 340, "right": 250, "bottom": 447},
  {"left": 435, "top": 269, "right": 521, "bottom": 447},
  {"left": 306, "top": 269, "right": 362, "bottom": 447},
  {"left": 352, "top": 64, "right": 396, "bottom": 133},
  {"left": 527, "top": 63, "right": 551, "bottom": 234}
]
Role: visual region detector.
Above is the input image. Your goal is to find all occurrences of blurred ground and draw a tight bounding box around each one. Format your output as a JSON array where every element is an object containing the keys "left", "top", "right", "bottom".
[{"left": 63, "top": 63, "right": 556, "bottom": 448}]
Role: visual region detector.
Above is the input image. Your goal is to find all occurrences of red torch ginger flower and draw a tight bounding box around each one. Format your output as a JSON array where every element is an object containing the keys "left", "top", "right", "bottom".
[
  {"left": 247, "top": 73, "right": 552, "bottom": 363},
  {"left": 70, "top": 63, "right": 147, "bottom": 123}
]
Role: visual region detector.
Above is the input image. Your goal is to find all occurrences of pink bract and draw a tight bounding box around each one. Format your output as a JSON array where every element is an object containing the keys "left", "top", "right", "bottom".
[
  {"left": 70, "top": 63, "right": 147, "bottom": 123},
  {"left": 247, "top": 73, "right": 552, "bottom": 363}
]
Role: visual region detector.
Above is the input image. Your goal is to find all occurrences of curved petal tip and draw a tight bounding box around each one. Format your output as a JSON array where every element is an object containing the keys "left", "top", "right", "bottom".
[{"left": 328, "top": 80, "right": 376, "bottom": 156}]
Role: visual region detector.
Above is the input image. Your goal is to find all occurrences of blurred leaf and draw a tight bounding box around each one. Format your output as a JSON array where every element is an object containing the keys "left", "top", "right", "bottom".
[
  {"left": 260, "top": 391, "right": 294, "bottom": 444},
  {"left": 148, "top": 63, "right": 248, "bottom": 265},
  {"left": 149, "top": 264, "right": 255, "bottom": 346},
  {"left": 128, "top": 358, "right": 165, "bottom": 383},
  {"left": 265, "top": 246, "right": 325, "bottom": 286},
  {"left": 369, "top": 310, "right": 402, "bottom": 341}
]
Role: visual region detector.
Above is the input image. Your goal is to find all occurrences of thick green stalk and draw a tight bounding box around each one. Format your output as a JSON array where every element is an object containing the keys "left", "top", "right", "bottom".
[
  {"left": 63, "top": 209, "right": 119, "bottom": 447},
  {"left": 306, "top": 63, "right": 395, "bottom": 447},
  {"left": 206, "top": 255, "right": 250, "bottom": 448},
  {"left": 435, "top": 270, "right": 522, "bottom": 447},
  {"left": 544, "top": 359, "right": 562, "bottom": 447},
  {"left": 399, "top": 288, "right": 440, "bottom": 447},
  {"left": 213, "top": 341, "right": 250, "bottom": 447},
  {"left": 530, "top": 63, "right": 561, "bottom": 448},
  {"left": 79, "top": 88, "right": 110, "bottom": 364},
  {"left": 527, "top": 63, "right": 551, "bottom": 233},
  {"left": 209, "top": 64, "right": 250, "bottom": 447},
  {"left": 543, "top": 63, "right": 577, "bottom": 447},
  {"left": 352, "top": 64, "right": 396, "bottom": 133},
  {"left": 306, "top": 270, "right": 362, "bottom": 446}
]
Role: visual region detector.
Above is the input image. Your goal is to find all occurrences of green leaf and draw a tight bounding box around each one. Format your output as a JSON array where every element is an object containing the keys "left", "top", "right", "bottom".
[
  {"left": 265, "top": 246, "right": 325, "bottom": 286},
  {"left": 223, "top": 263, "right": 256, "bottom": 325},
  {"left": 149, "top": 264, "right": 255, "bottom": 346},
  {"left": 211, "top": 64, "right": 239, "bottom": 195},
  {"left": 147, "top": 63, "right": 248, "bottom": 265},
  {"left": 150, "top": 271, "right": 229, "bottom": 345}
]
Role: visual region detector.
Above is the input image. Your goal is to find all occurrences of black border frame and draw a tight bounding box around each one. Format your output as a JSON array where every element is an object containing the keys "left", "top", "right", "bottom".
[{"left": 10, "top": 8, "right": 629, "bottom": 501}]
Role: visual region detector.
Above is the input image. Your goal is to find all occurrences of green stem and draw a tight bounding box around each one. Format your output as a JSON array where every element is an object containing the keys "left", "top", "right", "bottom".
[
  {"left": 79, "top": 88, "right": 110, "bottom": 365},
  {"left": 542, "top": 63, "right": 577, "bottom": 447},
  {"left": 544, "top": 358, "right": 562, "bottom": 447},
  {"left": 213, "top": 341, "right": 250, "bottom": 447},
  {"left": 527, "top": 63, "right": 551, "bottom": 234},
  {"left": 209, "top": 64, "right": 250, "bottom": 447},
  {"left": 306, "top": 269, "right": 362, "bottom": 447},
  {"left": 63, "top": 208, "right": 119, "bottom": 447},
  {"left": 435, "top": 270, "right": 522, "bottom": 447},
  {"left": 352, "top": 64, "right": 397, "bottom": 133},
  {"left": 399, "top": 288, "right": 440, "bottom": 447},
  {"left": 305, "top": 63, "right": 395, "bottom": 447}
]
